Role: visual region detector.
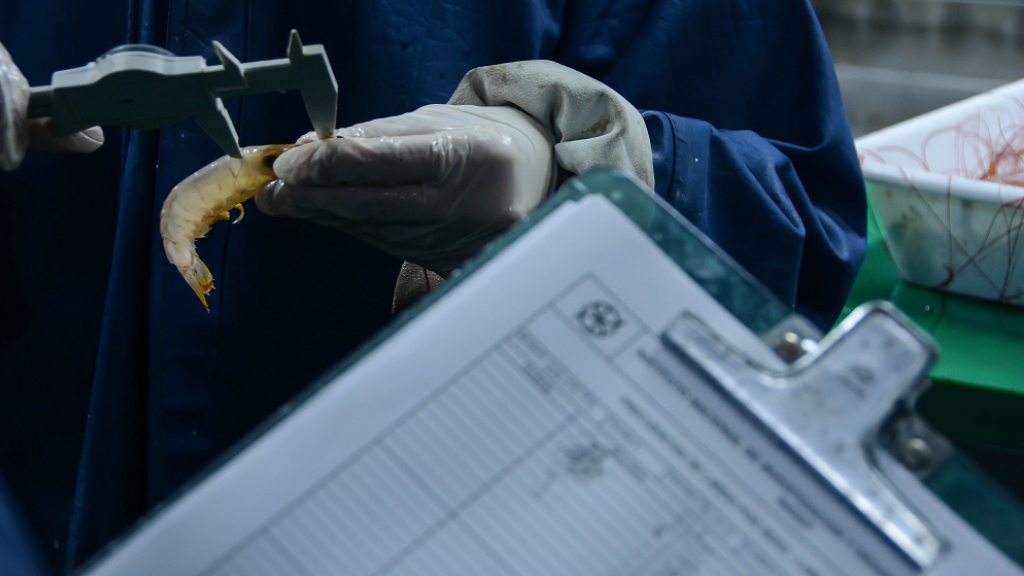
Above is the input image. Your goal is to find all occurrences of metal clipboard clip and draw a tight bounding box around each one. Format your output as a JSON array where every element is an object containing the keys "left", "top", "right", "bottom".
[{"left": 662, "top": 301, "right": 1023, "bottom": 574}]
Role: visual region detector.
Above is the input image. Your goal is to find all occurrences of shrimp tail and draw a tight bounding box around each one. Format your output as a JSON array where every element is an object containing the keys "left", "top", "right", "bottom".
[
  {"left": 164, "top": 237, "right": 215, "bottom": 311},
  {"left": 181, "top": 256, "right": 215, "bottom": 311}
]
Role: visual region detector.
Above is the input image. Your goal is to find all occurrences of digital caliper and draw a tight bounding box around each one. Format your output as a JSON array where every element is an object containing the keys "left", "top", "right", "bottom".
[{"left": 27, "top": 30, "right": 337, "bottom": 158}]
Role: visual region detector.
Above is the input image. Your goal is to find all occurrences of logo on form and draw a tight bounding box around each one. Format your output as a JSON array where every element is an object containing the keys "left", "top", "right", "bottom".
[{"left": 575, "top": 300, "right": 623, "bottom": 337}]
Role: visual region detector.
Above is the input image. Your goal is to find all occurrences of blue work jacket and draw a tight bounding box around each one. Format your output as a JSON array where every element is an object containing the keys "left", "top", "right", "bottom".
[{"left": 0, "top": 0, "right": 864, "bottom": 573}]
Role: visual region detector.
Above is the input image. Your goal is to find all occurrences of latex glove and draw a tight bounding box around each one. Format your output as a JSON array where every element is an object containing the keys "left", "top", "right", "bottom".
[
  {"left": 256, "top": 104, "right": 556, "bottom": 275},
  {"left": 0, "top": 41, "right": 104, "bottom": 171}
]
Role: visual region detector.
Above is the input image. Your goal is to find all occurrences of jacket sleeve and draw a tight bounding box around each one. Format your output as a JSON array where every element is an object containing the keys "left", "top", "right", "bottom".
[
  {"left": 642, "top": 110, "right": 864, "bottom": 330},
  {"left": 555, "top": 0, "right": 866, "bottom": 329}
]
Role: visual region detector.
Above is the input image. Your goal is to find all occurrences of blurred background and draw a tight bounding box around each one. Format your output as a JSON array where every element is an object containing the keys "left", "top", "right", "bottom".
[
  {"left": 813, "top": 0, "right": 1024, "bottom": 137},
  {"left": 813, "top": 0, "right": 1024, "bottom": 497}
]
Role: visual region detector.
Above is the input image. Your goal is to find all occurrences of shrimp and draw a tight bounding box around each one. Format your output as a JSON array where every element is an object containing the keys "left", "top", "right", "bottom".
[{"left": 160, "top": 144, "right": 293, "bottom": 310}]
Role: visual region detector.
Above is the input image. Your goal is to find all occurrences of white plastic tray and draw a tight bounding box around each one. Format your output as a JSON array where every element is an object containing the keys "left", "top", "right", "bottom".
[{"left": 857, "top": 78, "right": 1024, "bottom": 306}]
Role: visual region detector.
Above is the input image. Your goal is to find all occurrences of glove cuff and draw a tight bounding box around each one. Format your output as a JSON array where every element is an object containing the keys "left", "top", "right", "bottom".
[{"left": 448, "top": 60, "right": 655, "bottom": 189}]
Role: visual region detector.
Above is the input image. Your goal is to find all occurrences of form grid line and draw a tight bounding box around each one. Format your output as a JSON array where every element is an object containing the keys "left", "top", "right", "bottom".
[
  {"left": 194, "top": 280, "right": 592, "bottom": 576},
  {"left": 368, "top": 413, "right": 582, "bottom": 576},
  {"left": 614, "top": 345, "right": 857, "bottom": 576},
  {"left": 193, "top": 273, "right": 862, "bottom": 576}
]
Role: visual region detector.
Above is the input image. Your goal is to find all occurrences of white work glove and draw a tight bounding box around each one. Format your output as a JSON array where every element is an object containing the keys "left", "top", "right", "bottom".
[
  {"left": 0, "top": 41, "right": 104, "bottom": 171},
  {"left": 257, "top": 104, "right": 557, "bottom": 275},
  {"left": 257, "top": 60, "right": 654, "bottom": 311}
]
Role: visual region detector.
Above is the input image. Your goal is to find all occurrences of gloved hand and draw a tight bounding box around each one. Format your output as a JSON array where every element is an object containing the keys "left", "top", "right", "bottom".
[
  {"left": 256, "top": 104, "right": 556, "bottom": 275},
  {"left": 1, "top": 41, "right": 104, "bottom": 171},
  {"left": 258, "top": 60, "right": 652, "bottom": 312}
]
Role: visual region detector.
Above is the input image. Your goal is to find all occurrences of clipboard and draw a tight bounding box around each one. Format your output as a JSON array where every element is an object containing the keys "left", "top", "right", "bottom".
[{"left": 78, "top": 169, "right": 1024, "bottom": 575}]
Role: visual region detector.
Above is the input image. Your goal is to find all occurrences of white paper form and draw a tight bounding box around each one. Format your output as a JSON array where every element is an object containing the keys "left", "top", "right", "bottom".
[{"left": 81, "top": 194, "right": 916, "bottom": 576}]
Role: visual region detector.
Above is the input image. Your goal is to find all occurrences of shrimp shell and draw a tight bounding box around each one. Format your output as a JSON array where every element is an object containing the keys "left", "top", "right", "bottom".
[{"left": 160, "top": 144, "right": 293, "bottom": 310}]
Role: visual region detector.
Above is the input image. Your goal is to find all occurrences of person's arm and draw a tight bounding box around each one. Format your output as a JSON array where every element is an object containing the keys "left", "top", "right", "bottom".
[
  {"left": 255, "top": 0, "right": 864, "bottom": 328},
  {"left": 642, "top": 111, "right": 864, "bottom": 330},
  {"left": 555, "top": 0, "right": 866, "bottom": 329}
]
